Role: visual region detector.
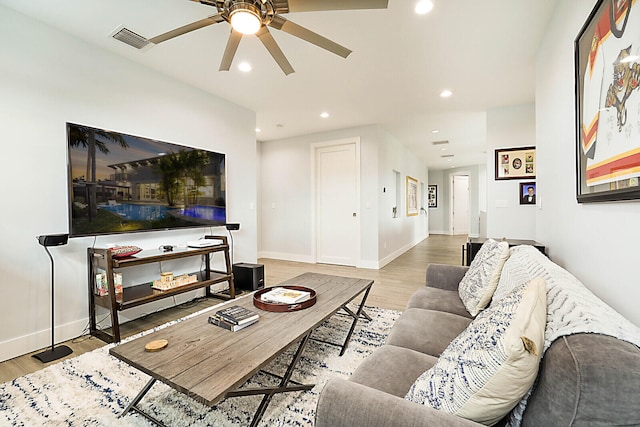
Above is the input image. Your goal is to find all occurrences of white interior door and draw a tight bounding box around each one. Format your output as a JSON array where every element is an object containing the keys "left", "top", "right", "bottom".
[
  {"left": 452, "top": 175, "right": 470, "bottom": 235},
  {"left": 315, "top": 142, "right": 359, "bottom": 266}
]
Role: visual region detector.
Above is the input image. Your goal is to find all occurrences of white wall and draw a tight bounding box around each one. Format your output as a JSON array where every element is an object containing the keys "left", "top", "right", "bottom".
[
  {"left": 427, "top": 171, "right": 446, "bottom": 234},
  {"left": 536, "top": 1, "right": 640, "bottom": 326},
  {"left": 486, "top": 104, "right": 537, "bottom": 239},
  {"left": 0, "top": 6, "right": 257, "bottom": 361},
  {"left": 377, "top": 129, "right": 429, "bottom": 265},
  {"left": 259, "top": 125, "right": 428, "bottom": 268}
]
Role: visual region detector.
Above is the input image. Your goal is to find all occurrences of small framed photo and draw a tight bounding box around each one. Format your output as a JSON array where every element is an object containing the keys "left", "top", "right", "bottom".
[
  {"left": 519, "top": 182, "right": 537, "bottom": 205},
  {"left": 495, "top": 146, "right": 536, "bottom": 180},
  {"left": 427, "top": 185, "right": 437, "bottom": 208}
]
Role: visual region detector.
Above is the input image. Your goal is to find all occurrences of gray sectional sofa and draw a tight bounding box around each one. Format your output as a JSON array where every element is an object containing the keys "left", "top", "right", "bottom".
[{"left": 316, "top": 245, "right": 640, "bottom": 426}]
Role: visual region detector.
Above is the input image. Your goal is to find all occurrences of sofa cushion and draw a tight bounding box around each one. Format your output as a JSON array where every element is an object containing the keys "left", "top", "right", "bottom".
[
  {"left": 407, "top": 287, "right": 473, "bottom": 318},
  {"left": 522, "top": 333, "right": 640, "bottom": 427},
  {"left": 459, "top": 239, "right": 510, "bottom": 316},
  {"left": 349, "top": 344, "right": 439, "bottom": 398},
  {"left": 405, "top": 278, "right": 547, "bottom": 426},
  {"left": 385, "top": 308, "right": 472, "bottom": 357}
]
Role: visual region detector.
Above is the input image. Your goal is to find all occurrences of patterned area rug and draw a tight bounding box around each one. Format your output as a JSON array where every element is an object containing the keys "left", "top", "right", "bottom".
[{"left": 0, "top": 304, "right": 399, "bottom": 426}]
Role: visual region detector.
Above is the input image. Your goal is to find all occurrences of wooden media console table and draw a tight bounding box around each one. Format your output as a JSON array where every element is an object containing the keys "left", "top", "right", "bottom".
[{"left": 88, "top": 235, "right": 235, "bottom": 343}]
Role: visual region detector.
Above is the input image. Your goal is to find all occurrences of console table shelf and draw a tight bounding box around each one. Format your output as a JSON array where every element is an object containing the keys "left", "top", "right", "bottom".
[{"left": 88, "top": 236, "right": 235, "bottom": 343}]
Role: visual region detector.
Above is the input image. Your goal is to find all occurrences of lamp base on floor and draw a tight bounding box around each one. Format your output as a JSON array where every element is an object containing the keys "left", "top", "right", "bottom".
[{"left": 32, "top": 345, "right": 73, "bottom": 363}]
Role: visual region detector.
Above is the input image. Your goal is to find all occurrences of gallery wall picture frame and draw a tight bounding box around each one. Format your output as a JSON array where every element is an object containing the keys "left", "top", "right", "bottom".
[
  {"left": 575, "top": 0, "right": 640, "bottom": 203},
  {"left": 519, "top": 182, "right": 537, "bottom": 205},
  {"left": 427, "top": 185, "right": 438, "bottom": 208},
  {"left": 495, "top": 146, "right": 536, "bottom": 180},
  {"left": 406, "top": 176, "right": 418, "bottom": 216}
]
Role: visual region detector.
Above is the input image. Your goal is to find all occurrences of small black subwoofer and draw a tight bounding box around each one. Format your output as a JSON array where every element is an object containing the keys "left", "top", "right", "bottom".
[{"left": 232, "top": 263, "right": 264, "bottom": 291}]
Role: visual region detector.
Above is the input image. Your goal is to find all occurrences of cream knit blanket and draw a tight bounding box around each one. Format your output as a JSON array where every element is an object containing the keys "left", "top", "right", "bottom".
[{"left": 493, "top": 246, "right": 640, "bottom": 426}]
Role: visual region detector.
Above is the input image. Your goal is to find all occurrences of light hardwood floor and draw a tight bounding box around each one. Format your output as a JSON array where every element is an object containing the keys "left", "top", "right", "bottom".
[{"left": 0, "top": 234, "right": 466, "bottom": 384}]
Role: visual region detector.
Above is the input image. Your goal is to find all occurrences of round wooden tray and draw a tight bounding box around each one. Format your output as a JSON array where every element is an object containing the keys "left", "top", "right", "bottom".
[{"left": 253, "top": 286, "right": 316, "bottom": 312}]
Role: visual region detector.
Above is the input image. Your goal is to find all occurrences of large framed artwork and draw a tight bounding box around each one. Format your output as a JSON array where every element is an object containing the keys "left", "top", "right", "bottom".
[
  {"left": 575, "top": 0, "right": 640, "bottom": 202},
  {"left": 427, "top": 184, "right": 438, "bottom": 208},
  {"left": 495, "top": 146, "right": 536, "bottom": 180},
  {"left": 406, "top": 176, "right": 418, "bottom": 216}
]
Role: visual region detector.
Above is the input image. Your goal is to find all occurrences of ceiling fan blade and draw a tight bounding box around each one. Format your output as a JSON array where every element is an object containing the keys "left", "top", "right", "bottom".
[
  {"left": 286, "top": 0, "right": 388, "bottom": 12},
  {"left": 256, "top": 26, "right": 295, "bottom": 75},
  {"left": 149, "top": 14, "right": 225, "bottom": 44},
  {"left": 270, "top": 15, "right": 351, "bottom": 58},
  {"left": 219, "top": 29, "right": 243, "bottom": 71},
  {"left": 189, "top": 0, "right": 217, "bottom": 6}
]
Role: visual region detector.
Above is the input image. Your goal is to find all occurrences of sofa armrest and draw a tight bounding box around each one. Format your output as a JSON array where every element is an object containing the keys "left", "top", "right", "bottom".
[
  {"left": 316, "top": 378, "right": 481, "bottom": 427},
  {"left": 425, "top": 263, "right": 468, "bottom": 291}
]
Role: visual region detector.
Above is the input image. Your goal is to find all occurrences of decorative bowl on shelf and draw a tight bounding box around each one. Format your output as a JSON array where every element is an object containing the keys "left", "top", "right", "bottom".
[{"left": 110, "top": 245, "right": 142, "bottom": 258}]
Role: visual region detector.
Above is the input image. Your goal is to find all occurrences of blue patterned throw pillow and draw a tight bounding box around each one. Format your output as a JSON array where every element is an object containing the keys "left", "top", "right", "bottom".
[
  {"left": 459, "top": 239, "right": 510, "bottom": 316},
  {"left": 406, "top": 277, "right": 546, "bottom": 426}
]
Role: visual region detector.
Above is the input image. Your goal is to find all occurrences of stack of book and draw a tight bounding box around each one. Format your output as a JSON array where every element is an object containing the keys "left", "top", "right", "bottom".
[{"left": 208, "top": 305, "right": 259, "bottom": 332}]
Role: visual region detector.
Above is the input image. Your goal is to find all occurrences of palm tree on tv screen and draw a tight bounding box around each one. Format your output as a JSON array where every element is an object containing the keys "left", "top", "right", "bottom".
[
  {"left": 157, "top": 152, "right": 183, "bottom": 207},
  {"left": 68, "top": 125, "right": 128, "bottom": 219},
  {"left": 156, "top": 150, "right": 208, "bottom": 207},
  {"left": 180, "top": 150, "right": 208, "bottom": 205}
]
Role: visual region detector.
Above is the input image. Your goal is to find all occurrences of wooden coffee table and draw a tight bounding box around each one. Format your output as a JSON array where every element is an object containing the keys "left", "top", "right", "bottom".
[{"left": 109, "top": 272, "right": 373, "bottom": 426}]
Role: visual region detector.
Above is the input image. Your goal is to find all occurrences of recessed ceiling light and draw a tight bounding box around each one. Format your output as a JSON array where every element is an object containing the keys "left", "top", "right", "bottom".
[
  {"left": 415, "top": 0, "right": 434, "bottom": 15},
  {"left": 431, "top": 129, "right": 439, "bottom": 134},
  {"left": 320, "top": 112, "right": 330, "bottom": 119},
  {"left": 441, "top": 147, "right": 447, "bottom": 151},
  {"left": 440, "top": 89, "right": 453, "bottom": 98},
  {"left": 238, "top": 62, "right": 252, "bottom": 72},
  {"left": 255, "top": 128, "right": 261, "bottom": 133}
]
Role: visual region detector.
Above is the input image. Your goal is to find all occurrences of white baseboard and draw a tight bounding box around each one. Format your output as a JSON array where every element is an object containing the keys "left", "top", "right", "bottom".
[
  {"left": 0, "top": 289, "right": 206, "bottom": 363},
  {"left": 429, "top": 229, "right": 448, "bottom": 235},
  {"left": 257, "top": 251, "right": 315, "bottom": 264},
  {"left": 0, "top": 318, "right": 88, "bottom": 363}
]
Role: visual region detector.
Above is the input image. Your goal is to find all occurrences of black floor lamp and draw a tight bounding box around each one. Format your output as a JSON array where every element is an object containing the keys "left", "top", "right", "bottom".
[{"left": 33, "top": 234, "right": 73, "bottom": 363}]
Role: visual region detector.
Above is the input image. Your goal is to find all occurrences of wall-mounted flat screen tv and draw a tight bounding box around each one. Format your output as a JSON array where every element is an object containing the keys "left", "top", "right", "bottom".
[{"left": 66, "top": 122, "right": 226, "bottom": 237}]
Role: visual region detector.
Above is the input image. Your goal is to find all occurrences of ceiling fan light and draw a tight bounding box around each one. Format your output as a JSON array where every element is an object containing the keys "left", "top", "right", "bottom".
[{"left": 230, "top": 5, "right": 262, "bottom": 35}]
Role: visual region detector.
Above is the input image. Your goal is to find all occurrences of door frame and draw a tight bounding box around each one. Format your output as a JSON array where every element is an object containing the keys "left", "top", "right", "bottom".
[
  {"left": 310, "top": 137, "right": 361, "bottom": 265},
  {"left": 449, "top": 172, "right": 470, "bottom": 235}
]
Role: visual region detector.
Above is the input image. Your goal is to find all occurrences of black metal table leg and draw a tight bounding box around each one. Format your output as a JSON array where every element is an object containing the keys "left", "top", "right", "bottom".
[
  {"left": 338, "top": 285, "right": 372, "bottom": 356},
  {"left": 119, "top": 378, "right": 168, "bottom": 426},
  {"left": 249, "top": 332, "right": 312, "bottom": 427}
]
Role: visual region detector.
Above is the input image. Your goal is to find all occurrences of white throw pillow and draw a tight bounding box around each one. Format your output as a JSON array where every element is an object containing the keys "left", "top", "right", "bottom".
[
  {"left": 459, "top": 239, "right": 510, "bottom": 316},
  {"left": 406, "top": 277, "right": 547, "bottom": 426}
]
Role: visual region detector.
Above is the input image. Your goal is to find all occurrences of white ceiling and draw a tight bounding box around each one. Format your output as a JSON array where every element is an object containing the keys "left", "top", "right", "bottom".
[{"left": 0, "top": 0, "right": 558, "bottom": 170}]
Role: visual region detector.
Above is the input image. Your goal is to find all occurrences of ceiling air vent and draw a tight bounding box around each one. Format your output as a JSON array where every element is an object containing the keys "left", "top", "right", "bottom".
[
  {"left": 432, "top": 140, "right": 449, "bottom": 145},
  {"left": 111, "top": 26, "right": 151, "bottom": 50}
]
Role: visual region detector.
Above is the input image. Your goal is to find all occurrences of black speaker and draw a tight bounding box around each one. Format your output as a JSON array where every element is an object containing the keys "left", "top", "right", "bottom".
[
  {"left": 37, "top": 234, "right": 69, "bottom": 247},
  {"left": 232, "top": 263, "right": 264, "bottom": 291}
]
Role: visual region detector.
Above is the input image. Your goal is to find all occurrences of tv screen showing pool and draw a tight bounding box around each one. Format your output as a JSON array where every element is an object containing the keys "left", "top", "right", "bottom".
[{"left": 66, "top": 122, "right": 226, "bottom": 237}]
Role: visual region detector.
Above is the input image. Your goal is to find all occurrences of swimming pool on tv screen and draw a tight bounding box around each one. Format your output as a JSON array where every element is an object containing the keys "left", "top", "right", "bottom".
[{"left": 100, "top": 203, "right": 225, "bottom": 222}]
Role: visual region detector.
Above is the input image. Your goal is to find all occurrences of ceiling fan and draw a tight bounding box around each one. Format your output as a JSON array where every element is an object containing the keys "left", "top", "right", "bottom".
[{"left": 144, "top": 0, "right": 389, "bottom": 75}]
